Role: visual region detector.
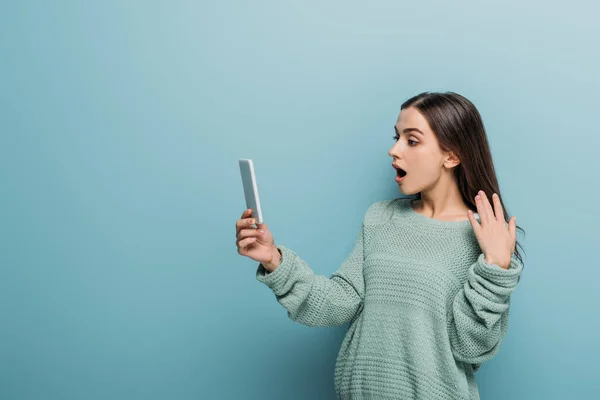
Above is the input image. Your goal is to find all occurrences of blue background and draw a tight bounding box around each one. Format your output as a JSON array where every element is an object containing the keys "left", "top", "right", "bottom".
[{"left": 1, "top": 1, "right": 598, "bottom": 399}]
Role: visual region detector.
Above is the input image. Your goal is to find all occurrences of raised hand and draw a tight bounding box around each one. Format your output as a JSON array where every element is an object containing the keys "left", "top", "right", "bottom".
[
  {"left": 467, "top": 190, "right": 517, "bottom": 270},
  {"left": 235, "top": 209, "right": 281, "bottom": 272}
]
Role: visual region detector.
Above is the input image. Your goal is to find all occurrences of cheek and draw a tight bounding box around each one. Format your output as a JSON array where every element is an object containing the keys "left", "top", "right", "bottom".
[
  {"left": 409, "top": 149, "right": 430, "bottom": 167},
  {"left": 413, "top": 152, "right": 441, "bottom": 177}
]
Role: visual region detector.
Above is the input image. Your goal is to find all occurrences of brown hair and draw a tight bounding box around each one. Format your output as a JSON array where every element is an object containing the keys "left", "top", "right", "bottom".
[{"left": 401, "top": 91, "right": 526, "bottom": 272}]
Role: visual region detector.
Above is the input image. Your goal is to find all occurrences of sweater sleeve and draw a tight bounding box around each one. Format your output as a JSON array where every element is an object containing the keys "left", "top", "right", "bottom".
[
  {"left": 255, "top": 221, "right": 366, "bottom": 327},
  {"left": 447, "top": 253, "right": 523, "bottom": 368}
]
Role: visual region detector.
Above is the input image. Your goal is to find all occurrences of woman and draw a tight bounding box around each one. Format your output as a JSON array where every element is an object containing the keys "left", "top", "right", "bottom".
[{"left": 235, "top": 91, "right": 526, "bottom": 400}]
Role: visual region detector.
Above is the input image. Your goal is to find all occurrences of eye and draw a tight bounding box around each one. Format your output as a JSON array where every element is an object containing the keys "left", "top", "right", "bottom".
[{"left": 392, "top": 135, "right": 418, "bottom": 146}]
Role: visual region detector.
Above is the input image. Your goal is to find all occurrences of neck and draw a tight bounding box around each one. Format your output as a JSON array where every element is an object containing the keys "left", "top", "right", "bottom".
[{"left": 415, "top": 172, "right": 469, "bottom": 220}]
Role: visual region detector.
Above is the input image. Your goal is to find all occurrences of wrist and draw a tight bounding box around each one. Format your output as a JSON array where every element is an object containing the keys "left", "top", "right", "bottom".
[
  {"left": 264, "top": 246, "right": 282, "bottom": 272},
  {"left": 485, "top": 256, "right": 509, "bottom": 270}
]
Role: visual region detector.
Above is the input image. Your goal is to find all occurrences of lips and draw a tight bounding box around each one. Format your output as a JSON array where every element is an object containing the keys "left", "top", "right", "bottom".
[
  {"left": 392, "top": 163, "right": 407, "bottom": 183},
  {"left": 392, "top": 164, "right": 407, "bottom": 177}
]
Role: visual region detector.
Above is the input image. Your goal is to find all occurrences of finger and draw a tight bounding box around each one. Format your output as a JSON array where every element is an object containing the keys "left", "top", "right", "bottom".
[
  {"left": 237, "top": 228, "right": 262, "bottom": 240},
  {"left": 238, "top": 237, "right": 256, "bottom": 248},
  {"left": 475, "top": 193, "right": 488, "bottom": 226},
  {"left": 240, "top": 208, "right": 252, "bottom": 219},
  {"left": 236, "top": 209, "right": 251, "bottom": 230},
  {"left": 492, "top": 193, "right": 504, "bottom": 222},
  {"left": 237, "top": 240, "right": 248, "bottom": 255},
  {"left": 467, "top": 209, "right": 481, "bottom": 235},
  {"left": 235, "top": 218, "right": 246, "bottom": 231},
  {"left": 478, "top": 191, "right": 494, "bottom": 223},
  {"left": 238, "top": 217, "right": 256, "bottom": 229},
  {"left": 509, "top": 216, "right": 517, "bottom": 239},
  {"left": 479, "top": 190, "right": 495, "bottom": 222},
  {"left": 235, "top": 215, "right": 256, "bottom": 231},
  {"left": 510, "top": 217, "right": 517, "bottom": 254}
]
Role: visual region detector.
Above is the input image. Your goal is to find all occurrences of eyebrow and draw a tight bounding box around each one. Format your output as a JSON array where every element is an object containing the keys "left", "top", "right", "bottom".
[{"left": 394, "top": 126, "right": 424, "bottom": 136}]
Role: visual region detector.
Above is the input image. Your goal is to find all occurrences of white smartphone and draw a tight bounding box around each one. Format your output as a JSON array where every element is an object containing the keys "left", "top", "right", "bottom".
[{"left": 238, "top": 159, "right": 264, "bottom": 224}]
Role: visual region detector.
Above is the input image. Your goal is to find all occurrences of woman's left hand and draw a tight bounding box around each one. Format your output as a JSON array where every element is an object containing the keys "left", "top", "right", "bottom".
[{"left": 467, "top": 190, "right": 517, "bottom": 270}]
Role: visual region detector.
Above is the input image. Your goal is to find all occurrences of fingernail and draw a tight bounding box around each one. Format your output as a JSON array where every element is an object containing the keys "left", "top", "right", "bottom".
[{"left": 258, "top": 229, "right": 264, "bottom": 234}]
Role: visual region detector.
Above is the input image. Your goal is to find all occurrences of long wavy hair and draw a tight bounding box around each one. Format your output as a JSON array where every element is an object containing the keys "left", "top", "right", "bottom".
[{"left": 401, "top": 91, "right": 526, "bottom": 272}]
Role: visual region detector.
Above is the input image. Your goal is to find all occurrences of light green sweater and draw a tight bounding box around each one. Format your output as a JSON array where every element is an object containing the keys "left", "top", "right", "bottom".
[{"left": 256, "top": 197, "right": 523, "bottom": 400}]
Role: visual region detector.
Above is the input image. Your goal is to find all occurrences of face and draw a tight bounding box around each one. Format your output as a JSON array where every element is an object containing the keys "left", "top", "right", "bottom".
[{"left": 388, "top": 107, "right": 459, "bottom": 195}]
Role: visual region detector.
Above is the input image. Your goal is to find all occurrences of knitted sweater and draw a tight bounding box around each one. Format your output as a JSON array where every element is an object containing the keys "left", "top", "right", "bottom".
[{"left": 256, "top": 197, "right": 523, "bottom": 400}]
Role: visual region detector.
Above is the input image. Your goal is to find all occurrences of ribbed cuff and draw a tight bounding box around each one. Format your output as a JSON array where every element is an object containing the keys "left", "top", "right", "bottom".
[
  {"left": 473, "top": 253, "right": 522, "bottom": 288},
  {"left": 255, "top": 245, "right": 296, "bottom": 294}
]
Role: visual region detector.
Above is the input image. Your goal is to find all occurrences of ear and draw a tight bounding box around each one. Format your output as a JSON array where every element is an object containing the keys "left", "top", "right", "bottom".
[{"left": 444, "top": 151, "right": 461, "bottom": 169}]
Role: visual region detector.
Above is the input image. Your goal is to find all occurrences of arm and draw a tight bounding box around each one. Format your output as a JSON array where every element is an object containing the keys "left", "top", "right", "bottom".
[
  {"left": 255, "top": 221, "right": 366, "bottom": 327},
  {"left": 447, "top": 253, "right": 523, "bottom": 367}
]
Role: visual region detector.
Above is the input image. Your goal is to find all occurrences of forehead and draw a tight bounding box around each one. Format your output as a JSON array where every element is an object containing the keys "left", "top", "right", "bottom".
[{"left": 395, "top": 107, "right": 432, "bottom": 135}]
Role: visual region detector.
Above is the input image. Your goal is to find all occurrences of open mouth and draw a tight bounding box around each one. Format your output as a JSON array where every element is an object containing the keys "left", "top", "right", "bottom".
[{"left": 396, "top": 167, "right": 407, "bottom": 178}]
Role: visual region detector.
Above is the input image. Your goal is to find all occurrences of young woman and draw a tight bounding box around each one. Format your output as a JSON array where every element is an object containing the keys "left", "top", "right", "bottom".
[{"left": 235, "top": 91, "right": 526, "bottom": 400}]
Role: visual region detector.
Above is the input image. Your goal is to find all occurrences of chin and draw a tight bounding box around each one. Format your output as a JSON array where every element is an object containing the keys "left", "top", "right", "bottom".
[{"left": 397, "top": 184, "right": 416, "bottom": 195}]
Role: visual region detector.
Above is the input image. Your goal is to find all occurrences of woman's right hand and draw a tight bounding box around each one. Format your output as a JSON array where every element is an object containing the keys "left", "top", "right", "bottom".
[{"left": 235, "top": 209, "right": 281, "bottom": 272}]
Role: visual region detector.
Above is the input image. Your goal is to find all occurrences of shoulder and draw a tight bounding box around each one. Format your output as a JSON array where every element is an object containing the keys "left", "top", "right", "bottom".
[{"left": 364, "top": 198, "right": 407, "bottom": 224}]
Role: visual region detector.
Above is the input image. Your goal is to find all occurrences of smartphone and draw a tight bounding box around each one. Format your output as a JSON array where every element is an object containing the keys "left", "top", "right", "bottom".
[{"left": 238, "top": 159, "right": 264, "bottom": 225}]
